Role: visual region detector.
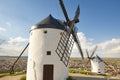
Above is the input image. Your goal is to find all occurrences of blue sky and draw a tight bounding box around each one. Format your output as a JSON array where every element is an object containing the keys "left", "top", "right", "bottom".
[{"left": 0, "top": 0, "right": 120, "bottom": 58}]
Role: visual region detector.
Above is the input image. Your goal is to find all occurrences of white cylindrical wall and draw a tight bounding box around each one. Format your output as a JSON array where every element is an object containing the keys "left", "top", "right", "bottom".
[
  {"left": 98, "top": 62, "right": 105, "bottom": 74},
  {"left": 91, "top": 60, "right": 98, "bottom": 73},
  {"left": 27, "top": 28, "right": 68, "bottom": 80},
  {"left": 91, "top": 59, "right": 105, "bottom": 74}
]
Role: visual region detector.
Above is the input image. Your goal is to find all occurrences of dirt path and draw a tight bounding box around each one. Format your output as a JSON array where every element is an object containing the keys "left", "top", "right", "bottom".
[
  {"left": 70, "top": 73, "right": 120, "bottom": 80},
  {"left": 0, "top": 74, "right": 25, "bottom": 80},
  {"left": 0, "top": 74, "right": 119, "bottom": 80}
]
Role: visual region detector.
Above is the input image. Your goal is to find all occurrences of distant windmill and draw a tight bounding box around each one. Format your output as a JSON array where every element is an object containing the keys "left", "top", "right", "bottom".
[
  {"left": 85, "top": 46, "right": 118, "bottom": 75},
  {"left": 85, "top": 46, "right": 105, "bottom": 74},
  {"left": 9, "top": 0, "right": 84, "bottom": 80}
]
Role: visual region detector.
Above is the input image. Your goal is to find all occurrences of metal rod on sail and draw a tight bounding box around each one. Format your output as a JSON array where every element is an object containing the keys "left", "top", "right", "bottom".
[{"left": 9, "top": 43, "right": 29, "bottom": 74}]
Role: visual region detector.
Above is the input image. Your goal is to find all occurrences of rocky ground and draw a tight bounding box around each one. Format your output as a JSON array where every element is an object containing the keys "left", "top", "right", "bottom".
[
  {"left": 69, "top": 58, "right": 120, "bottom": 76},
  {"left": 0, "top": 57, "right": 120, "bottom": 79},
  {"left": 0, "top": 58, "right": 27, "bottom": 73}
]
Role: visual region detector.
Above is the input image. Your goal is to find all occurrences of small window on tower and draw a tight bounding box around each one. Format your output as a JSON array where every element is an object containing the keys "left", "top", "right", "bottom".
[
  {"left": 44, "top": 30, "right": 47, "bottom": 34},
  {"left": 47, "top": 51, "right": 51, "bottom": 55}
]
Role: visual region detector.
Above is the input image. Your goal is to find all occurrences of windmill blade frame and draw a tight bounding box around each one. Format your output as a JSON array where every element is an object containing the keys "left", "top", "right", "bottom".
[
  {"left": 73, "top": 5, "right": 80, "bottom": 23},
  {"left": 9, "top": 43, "right": 29, "bottom": 74},
  {"left": 90, "top": 45, "right": 97, "bottom": 58},
  {"left": 85, "top": 46, "right": 97, "bottom": 67},
  {"left": 103, "top": 60, "right": 116, "bottom": 71},
  {"left": 85, "top": 59, "right": 91, "bottom": 66},
  {"left": 56, "top": 0, "right": 84, "bottom": 67},
  {"left": 59, "top": 0, "right": 70, "bottom": 22},
  {"left": 59, "top": 0, "right": 83, "bottom": 59},
  {"left": 86, "top": 49, "right": 90, "bottom": 58},
  {"left": 85, "top": 49, "right": 90, "bottom": 65},
  {"left": 102, "top": 59, "right": 117, "bottom": 76},
  {"left": 72, "top": 31, "right": 84, "bottom": 59}
]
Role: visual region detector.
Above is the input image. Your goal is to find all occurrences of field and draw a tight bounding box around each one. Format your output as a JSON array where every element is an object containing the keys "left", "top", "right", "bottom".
[
  {"left": 0, "top": 57, "right": 120, "bottom": 79},
  {"left": 69, "top": 58, "right": 120, "bottom": 79},
  {"left": 0, "top": 57, "right": 27, "bottom": 73}
]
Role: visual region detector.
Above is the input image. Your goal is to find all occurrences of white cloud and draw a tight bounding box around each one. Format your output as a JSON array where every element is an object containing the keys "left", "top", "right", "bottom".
[
  {"left": 6, "top": 22, "right": 11, "bottom": 27},
  {"left": 8, "top": 37, "right": 28, "bottom": 45},
  {"left": 71, "top": 32, "right": 120, "bottom": 58},
  {"left": 0, "top": 39, "right": 5, "bottom": 45},
  {"left": 0, "top": 32, "right": 120, "bottom": 58},
  {"left": 0, "top": 27, "right": 6, "bottom": 32},
  {"left": 1, "top": 44, "right": 25, "bottom": 56},
  {"left": 73, "top": 32, "right": 94, "bottom": 50},
  {"left": 77, "top": 32, "right": 94, "bottom": 49},
  {"left": 98, "top": 38, "right": 120, "bottom": 54},
  {"left": 71, "top": 32, "right": 94, "bottom": 57},
  {"left": 0, "top": 37, "right": 28, "bottom": 56},
  {"left": 0, "top": 22, "right": 11, "bottom": 33}
]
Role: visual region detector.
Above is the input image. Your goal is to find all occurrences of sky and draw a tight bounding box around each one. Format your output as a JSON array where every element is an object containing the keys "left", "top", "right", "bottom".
[{"left": 0, "top": 0, "right": 120, "bottom": 58}]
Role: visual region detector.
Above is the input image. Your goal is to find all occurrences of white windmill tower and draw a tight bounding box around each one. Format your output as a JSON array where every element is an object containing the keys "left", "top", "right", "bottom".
[
  {"left": 9, "top": 0, "right": 84, "bottom": 80},
  {"left": 86, "top": 46, "right": 105, "bottom": 74}
]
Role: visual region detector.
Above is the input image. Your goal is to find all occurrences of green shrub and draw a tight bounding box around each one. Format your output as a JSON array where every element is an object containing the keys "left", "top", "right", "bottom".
[
  {"left": 66, "top": 76, "right": 73, "bottom": 80},
  {"left": 0, "top": 73, "right": 9, "bottom": 78},
  {"left": 69, "top": 68, "right": 75, "bottom": 73},
  {"left": 20, "top": 75, "right": 26, "bottom": 80},
  {"left": 78, "top": 70, "right": 93, "bottom": 75}
]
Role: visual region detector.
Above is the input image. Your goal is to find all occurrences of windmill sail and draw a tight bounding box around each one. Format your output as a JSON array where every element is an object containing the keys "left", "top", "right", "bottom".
[
  {"left": 72, "top": 30, "right": 84, "bottom": 59},
  {"left": 55, "top": 0, "right": 84, "bottom": 67},
  {"left": 56, "top": 32, "right": 74, "bottom": 66},
  {"left": 9, "top": 43, "right": 29, "bottom": 74},
  {"left": 59, "top": 0, "right": 69, "bottom": 22},
  {"left": 85, "top": 46, "right": 97, "bottom": 66}
]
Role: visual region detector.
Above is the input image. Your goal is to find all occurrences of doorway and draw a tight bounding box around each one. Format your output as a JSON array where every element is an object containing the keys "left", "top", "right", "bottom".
[{"left": 43, "top": 65, "right": 54, "bottom": 80}]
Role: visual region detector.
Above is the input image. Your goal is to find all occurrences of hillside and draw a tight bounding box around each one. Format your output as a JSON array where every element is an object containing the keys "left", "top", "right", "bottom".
[{"left": 0, "top": 57, "right": 119, "bottom": 77}]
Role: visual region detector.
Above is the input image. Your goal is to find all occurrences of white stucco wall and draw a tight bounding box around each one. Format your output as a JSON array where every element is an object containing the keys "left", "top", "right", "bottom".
[
  {"left": 91, "top": 60, "right": 98, "bottom": 73},
  {"left": 98, "top": 62, "right": 105, "bottom": 74},
  {"left": 91, "top": 57, "right": 105, "bottom": 74},
  {"left": 27, "top": 28, "right": 68, "bottom": 80}
]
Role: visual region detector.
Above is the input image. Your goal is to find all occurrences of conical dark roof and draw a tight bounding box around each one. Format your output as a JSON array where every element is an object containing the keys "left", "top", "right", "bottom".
[
  {"left": 96, "top": 55, "right": 103, "bottom": 62},
  {"left": 31, "top": 15, "right": 66, "bottom": 30}
]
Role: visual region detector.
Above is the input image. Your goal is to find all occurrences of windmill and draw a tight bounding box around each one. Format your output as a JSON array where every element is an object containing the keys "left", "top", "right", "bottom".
[
  {"left": 85, "top": 46, "right": 118, "bottom": 75},
  {"left": 85, "top": 46, "right": 105, "bottom": 74},
  {"left": 9, "top": 0, "right": 84, "bottom": 80}
]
